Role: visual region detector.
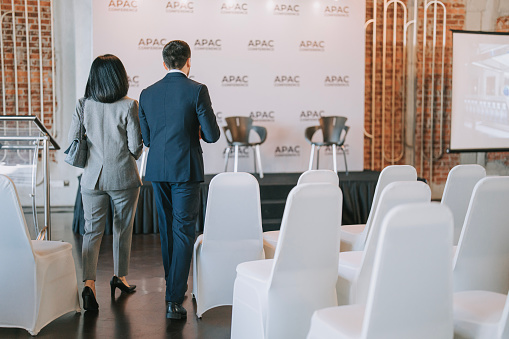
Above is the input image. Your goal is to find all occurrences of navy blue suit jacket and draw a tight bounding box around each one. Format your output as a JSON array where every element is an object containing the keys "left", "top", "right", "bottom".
[{"left": 138, "top": 72, "right": 220, "bottom": 183}]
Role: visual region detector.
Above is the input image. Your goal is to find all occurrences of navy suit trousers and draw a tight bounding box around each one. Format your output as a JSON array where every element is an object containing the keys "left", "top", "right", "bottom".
[{"left": 152, "top": 181, "right": 200, "bottom": 303}]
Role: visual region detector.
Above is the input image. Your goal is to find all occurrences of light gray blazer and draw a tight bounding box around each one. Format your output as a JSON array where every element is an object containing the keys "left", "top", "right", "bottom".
[{"left": 68, "top": 97, "right": 143, "bottom": 191}]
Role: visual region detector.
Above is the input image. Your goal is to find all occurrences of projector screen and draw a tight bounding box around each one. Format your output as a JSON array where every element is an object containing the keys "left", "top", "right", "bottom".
[{"left": 450, "top": 30, "right": 509, "bottom": 152}]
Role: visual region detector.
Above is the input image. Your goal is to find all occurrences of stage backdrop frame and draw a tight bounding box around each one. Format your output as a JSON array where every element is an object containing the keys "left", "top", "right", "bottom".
[{"left": 93, "top": 0, "right": 365, "bottom": 173}]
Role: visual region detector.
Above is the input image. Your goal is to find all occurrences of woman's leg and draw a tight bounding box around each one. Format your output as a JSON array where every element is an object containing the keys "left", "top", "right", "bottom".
[
  {"left": 81, "top": 187, "right": 109, "bottom": 294},
  {"left": 109, "top": 186, "right": 140, "bottom": 280}
]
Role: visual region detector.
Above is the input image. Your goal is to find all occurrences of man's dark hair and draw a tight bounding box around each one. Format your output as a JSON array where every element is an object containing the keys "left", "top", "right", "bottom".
[
  {"left": 85, "top": 54, "right": 129, "bottom": 103},
  {"left": 163, "top": 40, "right": 191, "bottom": 70}
]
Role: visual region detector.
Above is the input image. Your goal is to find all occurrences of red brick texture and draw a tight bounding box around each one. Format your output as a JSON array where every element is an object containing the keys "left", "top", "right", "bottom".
[
  {"left": 364, "top": 0, "right": 465, "bottom": 184},
  {"left": 0, "top": 1, "right": 54, "bottom": 130}
]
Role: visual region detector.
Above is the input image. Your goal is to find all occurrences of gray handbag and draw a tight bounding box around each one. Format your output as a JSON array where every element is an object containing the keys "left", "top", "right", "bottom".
[{"left": 64, "top": 98, "right": 88, "bottom": 168}]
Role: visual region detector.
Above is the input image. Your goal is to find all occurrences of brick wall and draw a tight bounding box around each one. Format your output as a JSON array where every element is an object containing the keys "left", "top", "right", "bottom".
[
  {"left": 365, "top": 0, "right": 465, "bottom": 184},
  {"left": 0, "top": 1, "right": 54, "bottom": 130}
]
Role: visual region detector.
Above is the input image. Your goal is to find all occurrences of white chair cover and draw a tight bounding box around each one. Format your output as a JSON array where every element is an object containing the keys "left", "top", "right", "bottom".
[
  {"left": 262, "top": 170, "right": 339, "bottom": 259},
  {"left": 192, "top": 172, "right": 264, "bottom": 317},
  {"left": 441, "top": 164, "right": 486, "bottom": 245},
  {"left": 308, "top": 202, "right": 454, "bottom": 339},
  {"left": 297, "top": 169, "right": 339, "bottom": 186},
  {"left": 453, "top": 176, "right": 509, "bottom": 294},
  {"left": 453, "top": 290, "right": 509, "bottom": 339},
  {"left": 340, "top": 165, "right": 417, "bottom": 252},
  {"left": 231, "top": 183, "right": 342, "bottom": 339},
  {"left": 337, "top": 181, "right": 431, "bottom": 305},
  {"left": 0, "top": 175, "right": 80, "bottom": 335}
]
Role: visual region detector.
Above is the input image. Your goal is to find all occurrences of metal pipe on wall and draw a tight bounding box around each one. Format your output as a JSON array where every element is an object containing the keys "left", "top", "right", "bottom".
[
  {"left": 420, "top": 0, "right": 446, "bottom": 182},
  {"left": 24, "top": 0, "right": 31, "bottom": 117},
  {"left": 0, "top": 11, "right": 11, "bottom": 117},
  {"left": 0, "top": 11, "right": 11, "bottom": 163},
  {"left": 382, "top": 0, "right": 407, "bottom": 166},
  {"left": 37, "top": 0, "right": 44, "bottom": 124},
  {"left": 11, "top": 0, "right": 19, "bottom": 117},
  {"left": 50, "top": 0, "right": 56, "bottom": 137},
  {"left": 363, "top": 0, "right": 377, "bottom": 171}
]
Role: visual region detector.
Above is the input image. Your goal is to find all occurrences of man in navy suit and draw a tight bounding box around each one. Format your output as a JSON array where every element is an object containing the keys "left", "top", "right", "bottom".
[{"left": 139, "top": 40, "right": 220, "bottom": 319}]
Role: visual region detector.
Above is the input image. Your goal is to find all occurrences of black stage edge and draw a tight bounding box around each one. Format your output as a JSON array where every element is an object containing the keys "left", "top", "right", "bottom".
[{"left": 73, "top": 171, "right": 380, "bottom": 234}]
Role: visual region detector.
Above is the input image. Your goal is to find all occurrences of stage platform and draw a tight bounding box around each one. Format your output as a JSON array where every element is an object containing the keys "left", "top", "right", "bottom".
[{"left": 72, "top": 171, "right": 380, "bottom": 234}]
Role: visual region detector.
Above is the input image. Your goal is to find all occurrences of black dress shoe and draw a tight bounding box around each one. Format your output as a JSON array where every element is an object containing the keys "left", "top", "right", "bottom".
[
  {"left": 110, "top": 276, "right": 136, "bottom": 297},
  {"left": 166, "top": 302, "right": 187, "bottom": 319},
  {"left": 82, "top": 286, "right": 99, "bottom": 311}
]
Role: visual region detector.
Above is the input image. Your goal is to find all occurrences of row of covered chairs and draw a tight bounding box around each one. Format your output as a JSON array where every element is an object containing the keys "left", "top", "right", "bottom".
[
  {"left": 223, "top": 115, "right": 349, "bottom": 178},
  {"left": 313, "top": 171, "right": 509, "bottom": 339},
  {"left": 192, "top": 165, "right": 509, "bottom": 338}
]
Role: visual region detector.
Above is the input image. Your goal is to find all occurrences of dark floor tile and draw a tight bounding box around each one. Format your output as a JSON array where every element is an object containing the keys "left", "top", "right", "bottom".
[{"left": 0, "top": 213, "right": 232, "bottom": 339}]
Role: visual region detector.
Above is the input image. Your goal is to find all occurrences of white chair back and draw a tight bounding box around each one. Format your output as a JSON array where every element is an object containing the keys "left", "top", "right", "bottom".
[
  {"left": 194, "top": 172, "right": 264, "bottom": 317},
  {"left": 202, "top": 172, "right": 263, "bottom": 244},
  {"left": 454, "top": 176, "right": 509, "bottom": 294},
  {"left": 268, "top": 183, "right": 342, "bottom": 338},
  {"left": 0, "top": 174, "right": 34, "bottom": 262},
  {"left": 363, "top": 202, "right": 454, "bottom": 339},
  {"left": 0, "top": 175, "right": 36, "bottom": 329},
  {"left": 297, "top": 170, "right": 339, "bottom": 186},
  {"left": 441, "top": 164, "right": 486, "bottom": 245},
  {"left": 359, "top": 165, "right": 417, "bottom": 247},
  {"left": 355, "top": 181, "right": 431, "bottom": 304}
]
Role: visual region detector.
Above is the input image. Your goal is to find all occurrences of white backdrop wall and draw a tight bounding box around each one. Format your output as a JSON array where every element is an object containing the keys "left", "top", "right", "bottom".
[{"left": 93, "top": 0, "right": 365, "bottom": 174}]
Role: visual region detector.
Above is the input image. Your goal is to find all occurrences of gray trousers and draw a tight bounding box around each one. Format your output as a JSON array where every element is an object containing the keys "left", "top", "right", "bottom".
[{"left": 81, "top": 186, "right": 140, "bottom": 281}]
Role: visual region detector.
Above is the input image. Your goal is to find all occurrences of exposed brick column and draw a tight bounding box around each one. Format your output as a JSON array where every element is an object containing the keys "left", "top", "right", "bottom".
[
  {"left": 364, "top": 0, "right": 465, "bottom": 185},
  {"left": 0, "top": 1, "right": 54, "bottom": 130}
]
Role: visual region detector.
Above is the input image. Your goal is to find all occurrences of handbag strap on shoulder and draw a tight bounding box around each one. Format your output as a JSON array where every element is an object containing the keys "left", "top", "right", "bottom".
[{"left": 78, "top": 98, "right": 86, "bottom": 139}]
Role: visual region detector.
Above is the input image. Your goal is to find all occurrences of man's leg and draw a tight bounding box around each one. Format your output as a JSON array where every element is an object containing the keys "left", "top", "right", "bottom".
[
  {"left": 151, "top": 181, "right": 174, "bottom": 302},
  {"left": 168, "top": 182, "right": 200, "bottom": 304}
]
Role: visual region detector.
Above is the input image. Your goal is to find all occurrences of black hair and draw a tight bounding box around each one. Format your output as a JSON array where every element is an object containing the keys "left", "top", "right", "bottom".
[
  {"left": 162, "top": 40, "right": 191, "bottom": 69},
  {"left": 84, "top": 54, "right": 129, "bottom": 103}
]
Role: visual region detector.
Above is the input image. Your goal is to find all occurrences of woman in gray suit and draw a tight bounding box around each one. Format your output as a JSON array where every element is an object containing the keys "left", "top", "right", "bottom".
[{"left": 68, "top": 55, "right": 143, "bottom": 311}]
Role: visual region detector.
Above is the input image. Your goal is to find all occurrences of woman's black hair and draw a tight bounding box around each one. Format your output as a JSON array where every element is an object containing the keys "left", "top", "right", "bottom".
[{"left": 84, "top": 54, "right": 129, "bottom": 103}]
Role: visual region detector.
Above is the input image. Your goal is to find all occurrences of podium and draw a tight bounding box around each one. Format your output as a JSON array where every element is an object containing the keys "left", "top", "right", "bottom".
[{"left": 0, "top": 115, "right": 60, "bottom": 240}]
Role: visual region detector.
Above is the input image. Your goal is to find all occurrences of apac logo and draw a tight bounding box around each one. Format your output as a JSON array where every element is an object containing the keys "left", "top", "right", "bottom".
[
  {"left": 108, "top": 0, "right": 138, "bottom": 12},
  {"left": 221, "top": 2, "right": 248, "bottom": 14},
  {"left": 300, "top": 110, "right": 324, "bottom": 121},
  {"left": 128, "top": 75, "right": 140, "bottom": 87},
  {"left": 274, "top": 145, "right": 301, "bottom": 157},
  {"left": 224, "top": 145, "right": 250, "bottom": 158},
  {"left": 248, "top": 40, "right": 275, "bottom": 51},
  {"left": 194, "top": 39, "right": 222, "bottom": 51},
  {"left": 166, "top": 1, "right": 194, "bottom": 13},
  {"left": 274, "top": 75, "right": 300, "bottom": 87},
  {"left": 324, "top": 75, "right": 350, "bottom": 87},
  {"left": 250, "top": 111, "right": 275, "bottom": 122},
  {"left": 324, "top": 5, "right": 349, "bottom": 17},
  {"left": 299, "top": 40, "right": 325, "bottom": 52},
  {"left": 221, "top": 75, "right": 249, "bottom": 87},
  {"left": 324, "top": 144, "right": 349, "bottom": 155},
  {"left": 273, "top": 4, "right": 300, "bottom": 16},
  {"left": 138, "top": 38, "right": 167, "bottom": 50}
]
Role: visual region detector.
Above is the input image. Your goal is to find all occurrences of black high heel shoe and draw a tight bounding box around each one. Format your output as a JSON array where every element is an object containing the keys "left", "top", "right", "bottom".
[
  {"left": 110, "top": 276, "right": 136, "bottom": 297},
  {"left": 82, "top": 286, "right": 99, "bottom": 311}
]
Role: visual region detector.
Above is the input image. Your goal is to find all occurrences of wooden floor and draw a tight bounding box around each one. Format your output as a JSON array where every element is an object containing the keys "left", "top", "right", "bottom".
[{"left": 0, "top": 212, "right": 232, "bottom": 339}]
